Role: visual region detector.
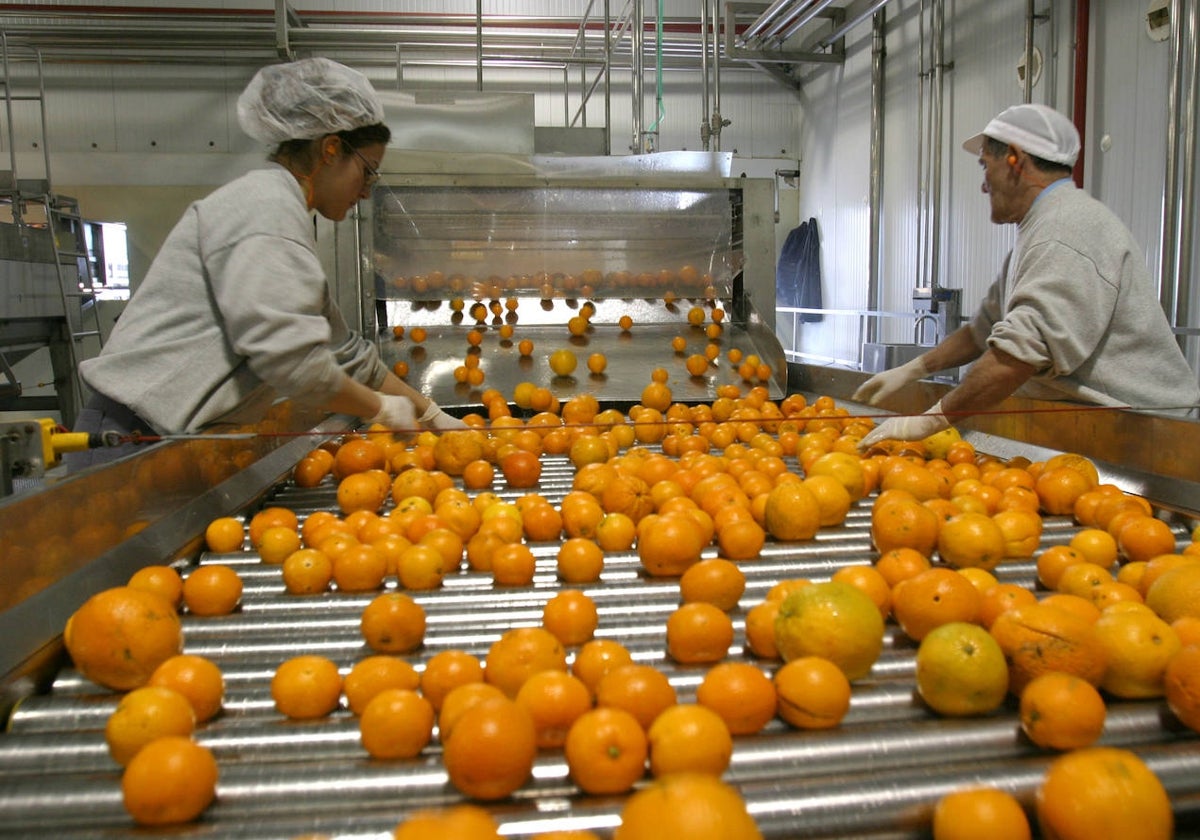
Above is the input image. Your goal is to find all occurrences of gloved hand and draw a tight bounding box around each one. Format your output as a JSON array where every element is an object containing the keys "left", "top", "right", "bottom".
[
  {"left": 420, "top": 400, "right": 468, "bottom": 430},
  {"left": 852, "top": 356, "right": 930, "bottom": 405},
  {"left": 858, "top": 400, "right": 950, "bottom": 450},
  {"left": 366, "top": 394, "right": 417, "bottom": 431}
]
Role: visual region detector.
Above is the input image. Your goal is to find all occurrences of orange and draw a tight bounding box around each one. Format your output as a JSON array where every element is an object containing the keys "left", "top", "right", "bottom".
[
  {"left": 332, "top": 543, "right": 387, "bottom": 592},
  {"left": 932, "top": 788, "right": 1031, "bottom": 840},
  {"left": 515, "top": 669, "right": 593, "bottom": 749},
  {"left": 1138, "top": 553, "right": 1199, "bottom": 597},
  {"left": 989, "top": 602, "right": 1108, "bottom": 694},
  {"left": 484, "top": 626, "right": 568, "bottom": 698},
  {"left": 1035, "top": 748, "right": 1172, "bottom": 840},
  {"left": 181, "top": 564, "right": 243, "bottom": 616},
  {"left": 636, "top": 513, "right": 708, "bottom": 577},
  {"left": 1069, "top": 528, "right": 1119, "bottom": 569},
  {"left": 743, "top": 599, "right": 781, "bottom": 659},
  {"left": 716, "top": 517, "right": 766, "bottom": 561},
  {"left": 360, "top": 592, "right": 426, "bottom": 653},
  {"left": 870, "top": 490, "right": 941, "bottom": 556},
  {"left": 679, "top": 558, "right": 746, "bottom": 611},
  {"left": 419, "top": 649, "right": 484, "bottom": 712},
  {"left": 891, "top": 568, "right": 981, "bottom": 641},
  {"left": 204, "top": 517, "right": 245, "bottom": 553},
  {"left": 1164, "top": 644, "right": 1200, "bottom": 731},
  {"left": 542, "top": 589, "right": 599, "bottom": 647},
  {"left": 646, "top": 703, "right": 733, "bottom": 777},
  {"left": 914, "top": 621, "right": 1008, "bottom": 717},
  {"left": 1035, "top": 545, "right": 1087, "bottom": 590},
  {"left": 257, "top": 525, "right": 302, "bottom": 565},
  {"left": 127, "top": 565, "right": 184, "bottom": 609},
  {"left": 343, "top": 655, "right": 420, "bottom": 715},
  {"left": 935, "top": 512, "right": 1007, "bottom": 571},
  {"left": 359, "top": 688, "right": 434, "bottom": 760},
  {"left": 666, "top": 602, "right": 734, "bottom": 664},
  {"left": 490, "top": 542, "right": 537, "bottom": 586},
  {"left": 571, "top": 639, "right": 634, "bottom": 695},
  {"left": 1171, "top": 615, "right": 1200, "bottom": 647},
  {"left": 337, "top": 471, "right": 389, "bottom": 515},
  {"left": 148, "top": 654, "right": 224, "bottom": 723},
  {"left": 773, "top": 655, "right": 852, "bottom": 729},
  {"left": 613, "top": 772, "right": 762, "bottom": 840},
  {"left": 564, "top": 706, "right": 648, "bottom": 794},
  {"left": 438, "top": 682, "right": 508, "bottom": 743},
  {"left": 417, "top": 527, "right": 464, "bottom": 573},
  {"left": 1116, "top": 515, "right": 1179, "bottom": 564},
  {"left": 281, "top": 548, "right": 333, "bottom": 594},
  {"left": 1039, "top": 593, "right": 1102, "bottom": 624},
  {"left": 992, "top": 508, "right": 1043, "bottom": 558},
  {"left": 1019, "top": 671, "right": 1107, "bottom": 750},
  {"left": 695, "top": 662, "right": 777, "bottom": 735},
  {"left": 270, "top": 654, "right": 343, "bottom": 719},
  {"left": 1035, "top": 466, "right": 1094, "bottom": 515},
  {"left": 830, "top": 564, "right": 891, "bottom": 619},
  {"left": 499, "top": 449, "right": 542, "bottom": 489},
  {"left": 248, "top": 506, "right": 300, "bottom": 547},
  {"left": 121, "top": 736, "right": 218, "bottom": 826},
  {"left": 595, "top": 512, "right": 636, "bottom": 552},
  {"left": 333, "top": 437, "right": 387, "bottom": 478},
  {"left": 762, "top": 482, "right": 821, "bottom": 541},
  {"left": 874, "top": 547, "right": 932, "bottom": 586},
  {"left": 802, "top": 474, "right": 853, "bottom": 526},
  {"left": 442, "top": 697, "right": 537, "bottom": 800},
  {"left": 595, "top": 663, "right": 678, "bottom": 729},
  {"left": 393, "top": 804, "right": 502, "bottom": 840},
  {"left": 1056, "top": 561, "right": 1113, "bottom": 598},
  {"left": 1093, "top": 607, "right": 1181, "bottom": 698},
  {"left": 63, "top": 586, "right": 183, "bottom": 691},
  {"left": 105, "top": 685, "right": 196, "bottom": 766},
  {"left": 806, "top": 450, "right": 867, "bottom": 500},
  {"left": 775, "top": 581, "right": 884, "bottom": 679},
  {"left": 977, "top": 583, "right": 1037, "bottom": 629},
  {"left": 958, "top": 567, "right": 999, "bottom": 595}
]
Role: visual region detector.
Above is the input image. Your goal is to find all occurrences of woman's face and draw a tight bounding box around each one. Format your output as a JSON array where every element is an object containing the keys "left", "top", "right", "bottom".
[{"left": 311, "top": 140, "right": 385, "bottom": 222}]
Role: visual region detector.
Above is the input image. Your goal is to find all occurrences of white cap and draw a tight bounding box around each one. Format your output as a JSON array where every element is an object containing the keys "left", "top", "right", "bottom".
[
  {"left": 961, "top": 103, "right": 1080, "bottom": 166},
  {"left": 237, "top": 57, "right": 384, "bottom": 145}
]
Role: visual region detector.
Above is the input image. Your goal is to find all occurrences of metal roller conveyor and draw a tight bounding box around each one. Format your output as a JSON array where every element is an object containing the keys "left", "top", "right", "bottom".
[{"left": 3, "top": 382, "right": 1200, "bottom": 838}]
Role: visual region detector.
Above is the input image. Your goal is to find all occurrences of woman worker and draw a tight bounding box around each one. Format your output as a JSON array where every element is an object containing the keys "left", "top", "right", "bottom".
[
  {"left": 72, "top": 58, "right": 463, "bottom": 468},
  {"left": 855, "top": 103, "right": 1200, "bottom": 448}
]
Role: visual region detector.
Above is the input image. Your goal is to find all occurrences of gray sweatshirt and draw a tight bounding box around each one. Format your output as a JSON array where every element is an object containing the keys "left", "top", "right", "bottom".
[
  {"left": 80, "top": 165, "right": 389, "bottom": 434},
  {"left": 969, "top": 181, "right": 1200, "bottom": 413}
]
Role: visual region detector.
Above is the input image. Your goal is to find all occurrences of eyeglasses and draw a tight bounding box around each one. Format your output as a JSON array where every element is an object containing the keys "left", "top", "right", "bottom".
[{"left": 343, "top": 142, "right": 380, "bottom": 187}]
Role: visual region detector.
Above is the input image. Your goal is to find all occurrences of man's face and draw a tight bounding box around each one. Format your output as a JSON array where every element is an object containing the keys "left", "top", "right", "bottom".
[{"left": 978, "top": 145, "right": 1023, "bottom": 225}]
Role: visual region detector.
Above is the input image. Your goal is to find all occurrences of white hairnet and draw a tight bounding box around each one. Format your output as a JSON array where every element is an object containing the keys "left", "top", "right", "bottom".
[{"left": 237, "top": 57, "right": 385, "bottom": 145}]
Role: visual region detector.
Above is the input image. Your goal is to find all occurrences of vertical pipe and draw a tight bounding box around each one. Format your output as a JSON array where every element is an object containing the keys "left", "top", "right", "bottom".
[
  {"left": 35, "top": 50, "right": 52, "bottom": 195},
  {"left": 700, "top": 0, "right": 712, "bottom": 151},
  {"left": 711, "top": 0, "right": 723, "bottom": 152},
  {"left": 632, "top": 0, "right": 644, "bottom": 152},
  {"left": 929, "top": 0, "right": 945, "bottom": 293},
  {"left": 1023, "top": 0, "right": 1035, "bottom": 103},
  {"left": 915, "top": 0, "right": 928, "bottom": 295},
  {"left": 604, "top": 0, "right": 612, "bottom": 155},
  {"left": 1071, "top": 0, "right": 1089, "bottom": 187},
  {"left": 867, "top": 7, "right": 885, "bottom": 345},
  {"left": 475, "top": 0, "right": 484, "bottom": 91},
  {"left": 1, "top": 32, "right": 20, "bottom": 227},
  {"left": 1161, "top": 0, "right": 1183, "bottom": 313},
  {"left": 1172, "top": 0, "right": 1197, "bottom": 334}
]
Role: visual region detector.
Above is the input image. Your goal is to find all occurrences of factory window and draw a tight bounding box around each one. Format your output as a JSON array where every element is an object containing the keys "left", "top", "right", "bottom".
[{"left": 87, "top": 221, "right": 131, "bottom": 300}]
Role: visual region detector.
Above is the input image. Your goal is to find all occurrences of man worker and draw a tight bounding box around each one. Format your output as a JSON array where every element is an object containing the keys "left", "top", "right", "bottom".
[{"left": 856, "top": 103, "right": 1200, "bottom": 448}]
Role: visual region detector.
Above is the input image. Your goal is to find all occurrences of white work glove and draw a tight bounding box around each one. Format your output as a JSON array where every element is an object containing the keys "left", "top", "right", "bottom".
[
  {"left": 852, "top": 356, "right": 930, "bottom": 405},
  {"left": 420, "top": 401, "right": 468, "bottom": 431},
  {"left": 858, "top": 400, "right": 950, "bottom": 450},
  {"left": 366, "top": 394, "right": 417, "bottom": 431}
]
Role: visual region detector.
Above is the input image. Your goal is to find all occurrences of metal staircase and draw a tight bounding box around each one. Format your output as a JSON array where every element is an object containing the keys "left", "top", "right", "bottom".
[{"left": 0, "top": 31, "right": 103, "bottom": 426}]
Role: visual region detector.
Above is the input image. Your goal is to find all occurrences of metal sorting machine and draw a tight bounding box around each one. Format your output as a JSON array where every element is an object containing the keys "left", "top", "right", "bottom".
[{"left": 2, "top": 164, "right": 1200, "bottom": 837}]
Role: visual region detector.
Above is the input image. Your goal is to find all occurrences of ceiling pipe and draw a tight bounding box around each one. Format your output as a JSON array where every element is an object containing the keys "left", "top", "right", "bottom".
[
  {"left": 740, "top": 0, "right": 812, "bottom": 46},
  {"left": 772, "top": 0, "right": 842, "bottom": 49}
]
